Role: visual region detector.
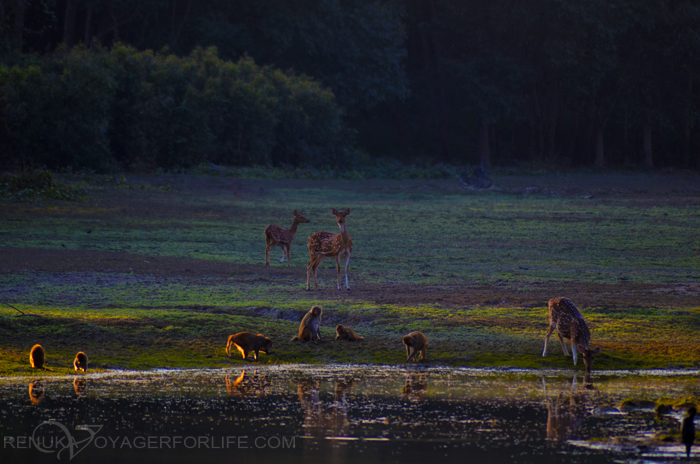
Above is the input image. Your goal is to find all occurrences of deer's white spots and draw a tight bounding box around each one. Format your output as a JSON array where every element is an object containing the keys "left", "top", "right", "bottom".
[{"left": 306, "top": 209, "right": 353, "bottom": 290}]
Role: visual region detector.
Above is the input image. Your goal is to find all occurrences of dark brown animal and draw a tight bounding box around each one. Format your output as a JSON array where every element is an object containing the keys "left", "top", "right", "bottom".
[
  {"left": 403, "top": 331, "right": 428, "bottom": 362},
  {"left": 29, "top": 344, "right": 45, "bottom": 369},
  {"left": 291, "top": 305, "right": 323, "bottom": 341},
  {"left": 306, "top": 208, "right": 353, "bottom": 290},
  {"left": 335, "top": 324, "right": 364, "bottom": 341},
  {"left": 265, "top": 210, "right": 311, "bottom": 266},
  {"left": 226, "top": 332, "right": 273, "bottom": 361},
  {"left": 74, "top": 351, "right": 88, "bottom": 373},
  {"left": 542, "top": 297, "right": 600, "bottom": 372}
]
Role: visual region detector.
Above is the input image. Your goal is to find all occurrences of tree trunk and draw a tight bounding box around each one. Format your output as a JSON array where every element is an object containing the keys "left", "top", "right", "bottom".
[
  {"left": 477, "top": 118, "right": 491, "bottom": 168},
  {"left": 546, "top": 82, "right": 559, "bottom": 162},
  {"left": 63, "top": 0, "right": 78, "bottom": 48},
  {"left": 622, "top": 107, "right": 630, "bottom": 165},
  {"left": 594, "top": 123, "right": 604, "bottom": 168},
  {"left": 684, "top": 73, "right": 693, "bottom": 168},
  {"left": 12, "top": 0, "right": 26, "bottom": 49},
  {"left": 84, "top": 7, "right": 93, "bottom": 46},
  {"left": 642, "top": 124, "right": 654, "bottom": 168}
]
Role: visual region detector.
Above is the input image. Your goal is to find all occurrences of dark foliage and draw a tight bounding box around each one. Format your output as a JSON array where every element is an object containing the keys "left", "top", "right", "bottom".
[{"left": 2, "top": 0, "right": 700, "bottom": 170}]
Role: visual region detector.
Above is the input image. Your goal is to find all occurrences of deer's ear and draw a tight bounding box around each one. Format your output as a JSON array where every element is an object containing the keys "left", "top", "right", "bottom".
[
  {"left": 331, "top": 208, "right": 339, "bottom": 215},
  {"left": 344, "top": 208, "right": 350, "bottom": 215},
  {"left": 294, "top": 210, "right": 300, "bottom": 215},
  {"left": 591, "top": 347, "right": 601, "bottom": 354}
]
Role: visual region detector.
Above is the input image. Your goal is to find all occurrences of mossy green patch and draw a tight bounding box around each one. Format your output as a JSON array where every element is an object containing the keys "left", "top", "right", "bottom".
[{"left": 1, "top": 173, "right": 699, "bottom": 374}]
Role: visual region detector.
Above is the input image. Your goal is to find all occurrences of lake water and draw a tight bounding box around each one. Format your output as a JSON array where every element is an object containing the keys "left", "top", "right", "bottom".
[{"left": 0, "top": 366, "right": 698, "bottom": 463}]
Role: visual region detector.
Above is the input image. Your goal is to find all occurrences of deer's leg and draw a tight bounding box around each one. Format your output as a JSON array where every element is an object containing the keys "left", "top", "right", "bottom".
[
  {"left": 542, "top": 323, "right": 555, "bottom": 357},
  {"left": 343, "top": 253, "right": 351, "bottom": 290},
  {"left": 280, "top": 243, "right": 289, "bottom": 264},
  {"left": 306, "top": 256, "right": 315, "bottom": 290},
  {"left": 265, "top": 242, "right": 274, "bottom": 266},
  {"left": 335, "top": 255, "right": 341, "bottom": 290},
  {"left": 311, "top": 256, "right": 325, "bottom": 289},
  {"left": 557, "top": 333, "right": 570, "bottom": 356},
  {"left": 571, "top": 341, "right": 578, "bottom": 365},
  {"left": 286, "top": 244, "right": 291, "bottom": 267}
]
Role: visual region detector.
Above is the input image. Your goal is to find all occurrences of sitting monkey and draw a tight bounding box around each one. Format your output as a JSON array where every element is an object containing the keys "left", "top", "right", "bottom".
[
  {"left": 291, "top": 306, "right": 322, "bottom": 341},
  {"left": 335, "top": 324, "right": 364, "bottom": 341}
]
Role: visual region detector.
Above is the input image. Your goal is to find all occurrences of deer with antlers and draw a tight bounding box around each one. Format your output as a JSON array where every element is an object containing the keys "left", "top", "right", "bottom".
[
  {"left": 542, "top": 297, "right": 601, "bottom": 372},
  {"left": 265, "top": 210, "right": 310, "bottom": 266},
  {"left": 306, "top": 208, "right": 353, "bottom": 290}
]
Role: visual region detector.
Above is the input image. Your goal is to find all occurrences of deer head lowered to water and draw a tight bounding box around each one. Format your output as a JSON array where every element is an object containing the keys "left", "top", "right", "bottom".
[{"left": 542, "top": 297, "right": 600, "bottom": 372}]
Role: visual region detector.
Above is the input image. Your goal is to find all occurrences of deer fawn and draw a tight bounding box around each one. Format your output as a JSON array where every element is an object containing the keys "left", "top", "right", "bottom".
[
  {"left": 306, "top": 208, "right": 353, "bottom": 290},
  {"left": 265, "top": 210, "right": 310, "bottom": 266},
  {"left": 542, "top": 297, "right": 600, "bottom": 372}
]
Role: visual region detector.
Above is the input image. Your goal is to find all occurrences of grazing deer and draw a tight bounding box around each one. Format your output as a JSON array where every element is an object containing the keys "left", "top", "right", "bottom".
[
  {"left": 306, "top": 208, "right": 353, "bottom": 290},
  {"left": 542, "top": 297, "right": 600, "bottom": 372},
  {"left": 265, "top": 210, "right": 310, "bottom": 266}
]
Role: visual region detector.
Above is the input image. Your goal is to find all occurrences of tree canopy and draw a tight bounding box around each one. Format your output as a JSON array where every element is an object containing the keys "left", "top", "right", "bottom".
[{"left": 2, "top": 0, "right": 700, "bottom": 170}]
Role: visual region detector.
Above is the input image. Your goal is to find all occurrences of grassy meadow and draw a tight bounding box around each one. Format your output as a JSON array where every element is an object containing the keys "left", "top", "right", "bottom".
[{"left": 0, "top": 171, "right": 699, "bottom": 375}]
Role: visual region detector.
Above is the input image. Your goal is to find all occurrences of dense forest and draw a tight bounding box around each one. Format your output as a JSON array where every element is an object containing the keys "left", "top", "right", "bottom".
[{"left": 2, "top": 0, "right": 700, "bottom": 171}]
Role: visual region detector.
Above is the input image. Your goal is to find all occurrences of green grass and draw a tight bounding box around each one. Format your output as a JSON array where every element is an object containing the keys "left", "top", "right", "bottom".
[{"left": 0, "top": 172, "right": 699, "bottom": 375}]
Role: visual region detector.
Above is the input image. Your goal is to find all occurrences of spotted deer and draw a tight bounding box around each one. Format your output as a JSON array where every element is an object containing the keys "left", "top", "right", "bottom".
[
  {"left": 265, "top": 210, "right": 310, "bottom": 266},
  {"left": 306, "top": 208, "right": 353, "bottom": 290},
  {"left": 542, "top": 297, "right": 600, "bottom": 372}
]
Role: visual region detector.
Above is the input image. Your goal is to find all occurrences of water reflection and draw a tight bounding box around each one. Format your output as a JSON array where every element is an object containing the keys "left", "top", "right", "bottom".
[
  {"left": 296, "top": 378, "right": 355, "bottom": 438},
  {"left": 0, "top": 367, "right": 697, "bottom": 464},
  {"left": 402, "top": 373, "right": 427, "bottom": 402},
  {"left": 544, "top": 375, "right": 597, "bottom": 444},
  {"left": 73, "top": 378, "right": 87, "bottom": 396},
  {"left": 28, "top": 379, "right": 45, "bottom": 405},
  {"left": 225, "top": 370, "right": 269, "bottom": 397}
]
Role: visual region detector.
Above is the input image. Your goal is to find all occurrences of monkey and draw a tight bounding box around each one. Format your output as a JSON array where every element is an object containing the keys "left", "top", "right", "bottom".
[
  {"left": 402, "top": 331, "right": 428, "bottom": 362},
  {"left": 74, "top": 351, "right": 88, "bottom": 373},
  {"left": 291, "top": 305, "right": 323, "bottom": 341},
  {"left": 29, "top": 344, "right": 46, "bottom": 369},
  {"left": 226, "top": 332, "right": 273, "bottom": 361},
  {"left": 335, "top": 324, "right": 364, "bottom": 341}
]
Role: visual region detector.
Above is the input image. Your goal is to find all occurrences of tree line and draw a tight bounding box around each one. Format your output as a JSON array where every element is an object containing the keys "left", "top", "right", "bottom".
[{"left": 2, "top": 0, "right": 700, "bottom": 171}]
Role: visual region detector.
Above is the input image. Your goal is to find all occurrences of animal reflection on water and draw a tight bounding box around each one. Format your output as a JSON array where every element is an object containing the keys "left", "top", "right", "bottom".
[
  {"left": 544, "top": 374, "right": 597, "bottom": 444},
  {"left": 6, "top": 367, "right": 698, "bottom": 462}
]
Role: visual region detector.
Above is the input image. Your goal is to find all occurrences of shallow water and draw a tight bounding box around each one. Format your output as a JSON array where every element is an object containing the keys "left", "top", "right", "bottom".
[{"left": 1, "top": 366, "right": 698, "bottom": 464}]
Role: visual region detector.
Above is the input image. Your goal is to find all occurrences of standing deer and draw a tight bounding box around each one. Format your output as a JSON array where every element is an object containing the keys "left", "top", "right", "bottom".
[
  {"left": 265, "top": 210, "right": 310, "bottom": 266},
  {"left": 306, "top": 208, "right": 353, "bottom": 290},
  {"left": 542, "top": 297, "right": 601, "bottom": 372}
]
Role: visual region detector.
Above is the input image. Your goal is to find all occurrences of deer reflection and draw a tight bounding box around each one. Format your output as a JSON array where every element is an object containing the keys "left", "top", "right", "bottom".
[
  {"left": 29, "top": 380, "right": 45, "bottom": 405},
  {"left": 402, "top": 373, "right": 428, "bottom": 401},
  {"left": 225, "top": 370, "right": 269, "bottom": 397},
  {"left": 543, "top": 374, "right": 596, "bottom": 443},
  {"left": 73, "top": 378, "right": 87, "bottom": 396},
  {"left": 296, "top": 378, "right": 356, "bottom": 438}
]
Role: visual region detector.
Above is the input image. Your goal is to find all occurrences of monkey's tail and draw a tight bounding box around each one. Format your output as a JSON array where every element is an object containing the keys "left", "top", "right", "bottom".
[
  {"left": 290, "top": 336, "right": 300, "bottom": 342},
  {"left": 42, "top": 367, "right": 53, "bottom": 372}
]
